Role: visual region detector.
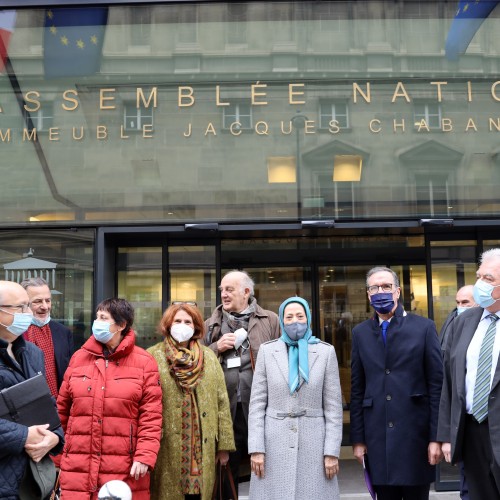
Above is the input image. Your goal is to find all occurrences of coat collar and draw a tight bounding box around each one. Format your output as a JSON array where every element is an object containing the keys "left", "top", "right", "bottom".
[
  {"left": 271, "top": 338, "right": 320, "bottom": 386},
  {"left": 82, "top": 329, "right": 136, "bottom": 359}
]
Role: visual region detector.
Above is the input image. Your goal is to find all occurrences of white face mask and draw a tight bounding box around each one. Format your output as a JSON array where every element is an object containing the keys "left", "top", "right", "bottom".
[
  {"left": 233, "top": 328, "right": 248, "bottom": 350},
  {"left": 170, "top": 323, "right": 194, "bottom": 343}
]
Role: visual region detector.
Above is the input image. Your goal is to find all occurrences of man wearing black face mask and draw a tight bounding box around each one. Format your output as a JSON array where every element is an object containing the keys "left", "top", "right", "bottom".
[{"left": 350, "top": 267, "right": 443, "bottom": 500}]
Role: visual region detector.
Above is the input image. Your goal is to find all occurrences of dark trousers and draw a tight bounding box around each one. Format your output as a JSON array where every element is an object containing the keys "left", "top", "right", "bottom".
[
  {"left": 459, "top": 461, "right": 469, "bottom": 500},
  {"left": 223, "top": 402, "right": 247, "bottom": 500},
  {"left": 463, "top": 415, "right": 500, "bottom": 500},
  {"left": 373, "top": 484, "right": 429, "bottom": 500}
]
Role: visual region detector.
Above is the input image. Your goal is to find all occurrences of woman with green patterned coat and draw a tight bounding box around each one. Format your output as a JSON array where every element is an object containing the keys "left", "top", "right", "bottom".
[{"left": 148, "top": 303, "right": 235, "bottom": 500}]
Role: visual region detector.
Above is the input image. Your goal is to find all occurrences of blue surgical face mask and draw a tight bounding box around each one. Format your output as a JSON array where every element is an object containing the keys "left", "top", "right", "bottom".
[
  {"left": 32, "top": 315, "right": 51, "bottom": 327},
  {"left": 92, "top": 320, "right": 116, "bottom": 344},
  {"left": 0, "top": 310, "right": 33, "bottom": 336},
  {"left": 473, "top": 279, "right": 500, "bottom": 309},
  {"left": 456, "top": 307, "right": 468, "bottom": 315},
  {"left": 370, "top": 292, "right": 395, "bottom": 314},
  {"left": 284, "top": 321, "right": 308, "bottom": 341}
]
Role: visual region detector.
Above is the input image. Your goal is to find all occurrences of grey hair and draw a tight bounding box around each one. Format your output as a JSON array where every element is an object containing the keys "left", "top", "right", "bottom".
[
  {"left": 223, "top": 270, "right": 255, "bottom": 296},
  {"left": 366, "top": 266, "right": 400, "bottom": 288},
  {"left": 20, "top": 277, "right": 49, "bottom": 290},
  {"left": 480, "top": 248, "right": 500, "bottom": 264}
]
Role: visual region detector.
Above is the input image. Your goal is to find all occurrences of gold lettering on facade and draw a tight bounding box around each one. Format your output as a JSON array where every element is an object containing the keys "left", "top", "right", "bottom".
[
  {"left": 391, "top": 83, "right": 410, "bottom": 103},
  {"left": 369, "top": 119, "right": 381, "bottom": 133},
  {"left": 442, "top": 118, "right": 452, "bottom": 132},
  {"left": 179, "top": 87, "right": 195, "bottom": 107},
  {"left": 120, "top": 126, "right": 129, "bottom": 139},
  {"left": 97, "top": 125, "right": 108, "bottom": 139},
  {"left": 24, "top": 91, "right": 41, "bottom": 112},
  {"left": 415, "top": 119, "right": 430, "bottom": 132},
  {"left": 62, "top": 90, "right": 79, "bottom": 111},
  {"left": 431, "top": 81, "right": 447, "bottom": 102},
  {"left": 100, "top": 89, "right": 116, "bottom": 110},
  {"left": 143, "top": 124, "right": 153, "bottom": 138},
  {"left": 251, "top": 82, "right": 268, "bottom": 105},
  {"left": 304, "top": 120, "right": 315, "bottom": 134},
  {"left": 393, "top": 119, "right": 405, "bottom": 132},
  {"left": 491, "top": 81, "right": 500, "bottom": 101},
  {"left": 489, "top": 118, "right": 500, "bottom": 131},
  {"left": 289, "top": 84, "right": 305, "bottom": 105},
  {"left": 353, "top": 83, "right": 371, "bottom": 103},
  {"left": 205, "top": 122, "right": 216, "bottom": 136},
  {"left": 281, "top": 121, "right": 293, "bottom": 135},
  {"left": 216, "top": 86, "right": 229, "bottom": 107},
  {"left": 137, "top": 87, "right": 157, "bottom": 109},
  {"left": 22, "top": 128, "right": 37, "bottom": 142},
  {"left": 49, "top": 128, "right": 60, "bottom": 141},
  {"left": 72, "top": 127, "right": 84, "bottom": 140},
  {"left": 329, "top": 120, "right": 340, "bottom": 134},
  {"left": 255, "top": 121, "right": 269, "bottom": 135},
  {"left": 0, "top": 129, "right": 11, "bottom": 142},
  {"left": 467, "top": 81, "right": 473, "bottom": 102},
  {"left": 465, "top": 118, "right": 478, "bottom": 131},
  {"left": 183, "top": 123, "right": 192, "bottom": 137},
  {"left": 230, "top": 122, "right": 242, "bottom": 136}
]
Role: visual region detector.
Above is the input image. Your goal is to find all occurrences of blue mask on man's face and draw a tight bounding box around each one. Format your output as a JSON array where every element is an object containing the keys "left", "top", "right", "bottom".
[{"left": 369, "top": 293, "right": 395, "bottom": 314}]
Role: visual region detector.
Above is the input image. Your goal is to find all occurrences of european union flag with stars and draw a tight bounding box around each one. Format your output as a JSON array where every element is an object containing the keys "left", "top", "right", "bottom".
[
  {"left": 43, "top": 7, "right": 108, "bottom": 79},
  {"left": 445, "top": 0, "right": 500, "bottom": 60}
]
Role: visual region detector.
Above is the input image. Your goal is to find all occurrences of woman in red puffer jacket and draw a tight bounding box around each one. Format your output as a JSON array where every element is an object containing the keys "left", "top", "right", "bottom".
[{"left": 57, "top": 298, "right": 162, "bottom": 500}]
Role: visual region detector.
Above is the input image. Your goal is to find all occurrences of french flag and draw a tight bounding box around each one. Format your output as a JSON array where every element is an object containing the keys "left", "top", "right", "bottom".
[{"left": 0, "top": 10, "right": 16, "bottom": 73}]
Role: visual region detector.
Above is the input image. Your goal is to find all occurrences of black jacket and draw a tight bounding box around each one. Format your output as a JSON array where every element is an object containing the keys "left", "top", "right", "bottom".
[{"left": 0, "top": 336, "right": 64, "bottom": 499}]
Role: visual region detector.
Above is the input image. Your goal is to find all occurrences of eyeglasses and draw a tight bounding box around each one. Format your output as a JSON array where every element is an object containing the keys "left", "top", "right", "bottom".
[
  {"left": 0, "top": 304, "right": 31, "bottom": 313},
  {"left": 171, "top": 301, "right": 197, "bottom": 307},
  {"left": 367, "top": 284, "right": 394, "bottom": 295}
]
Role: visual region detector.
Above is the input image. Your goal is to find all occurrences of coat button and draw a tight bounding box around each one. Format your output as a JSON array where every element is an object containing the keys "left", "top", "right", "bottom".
[
  {"left": 388, "top": 422, "right": 394, "bottom": 428},
  {"left": 386, "top": 395, "right": 392, "bottom": 401},
  {"left": 204, "top": 438, "right": 207, "bottom": 443},
  {"left": 385, "top": 369, "right": 390, "bottom": 374},
  {"left": 202, "top": 412, "right": 207, "bottom": 417}
]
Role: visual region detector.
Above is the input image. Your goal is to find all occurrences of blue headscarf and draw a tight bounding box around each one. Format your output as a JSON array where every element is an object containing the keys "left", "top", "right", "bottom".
[{"left": 279, "top": 296, "right": 320, "bottom": 394}]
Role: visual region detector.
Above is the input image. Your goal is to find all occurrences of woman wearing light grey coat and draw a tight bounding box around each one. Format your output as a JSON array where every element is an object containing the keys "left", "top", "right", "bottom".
[{"left": 248, "top": 296, "right": 343, "bottom": 499}]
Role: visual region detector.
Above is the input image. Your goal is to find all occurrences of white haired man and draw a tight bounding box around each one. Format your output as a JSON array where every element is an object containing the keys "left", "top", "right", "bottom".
[{"left": 204, "top": 270, "right": 280, "bottom": 499}]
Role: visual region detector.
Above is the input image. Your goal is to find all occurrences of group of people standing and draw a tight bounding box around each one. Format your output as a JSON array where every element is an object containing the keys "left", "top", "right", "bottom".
[{"left": 2, "top": 249, "right": 500, "bottom": 500}]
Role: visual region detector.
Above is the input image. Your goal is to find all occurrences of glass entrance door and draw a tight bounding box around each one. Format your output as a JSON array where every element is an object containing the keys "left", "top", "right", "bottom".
[{"left": 117, "top": 243, "right": 216, "bottom": 348}]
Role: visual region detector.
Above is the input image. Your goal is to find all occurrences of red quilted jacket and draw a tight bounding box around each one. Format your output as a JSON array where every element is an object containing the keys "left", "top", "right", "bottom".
[{"left": 57, "top": 330, "right": 162, "bottom": 500}]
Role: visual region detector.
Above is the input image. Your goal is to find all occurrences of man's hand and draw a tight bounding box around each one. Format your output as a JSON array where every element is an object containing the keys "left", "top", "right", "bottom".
[
  {"left": 442, "top": 442, "right": 452, "bottom": 463},
  {"left": 250, "top": 452, "right": 265, "bottom": 478},
  {"left": 352, "top": 443, "right": 367, "bottom": 464},
  {"left": 428, "top": 441, "right": 443, "bottom": 465},
  {"left": 324, "top": 455, "right": 339, "bottom": 479},
  {"left": 24, "top": 424, "right": 59, "bottom": 462},
  {"left": 217, "top": 333, "right": 236, "bottom": 353},
  {"left": 130, "top": 461, "right": 148, "bottom": 480}
]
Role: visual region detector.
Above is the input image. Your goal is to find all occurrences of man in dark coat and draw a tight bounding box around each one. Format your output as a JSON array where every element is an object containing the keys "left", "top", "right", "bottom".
[
  {"left": 350, "top": 266, "right": 443, "bottom": 500},
  {"left": 438, "top": 248, "right": 500, "bottom": 500},
  {"left": 0, "top": 280, "right": 64, "bottom": 499},
  {"left": 21, "top": 276, "right": 74, "bottom": 398}
]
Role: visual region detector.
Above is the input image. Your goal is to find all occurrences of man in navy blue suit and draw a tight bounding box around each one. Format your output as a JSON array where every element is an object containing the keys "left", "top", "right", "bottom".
[
  {"left": 350, "top": 266, "right": 443, "bottom": 500},
  {"left": 21, "top": 277, "right": 74, "bottom": 398}
]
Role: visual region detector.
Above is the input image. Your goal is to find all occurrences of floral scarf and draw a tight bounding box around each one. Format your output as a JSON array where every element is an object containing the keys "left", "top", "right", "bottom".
[{"left": 164, "top": 336, "right": 205, "bottom": 490}]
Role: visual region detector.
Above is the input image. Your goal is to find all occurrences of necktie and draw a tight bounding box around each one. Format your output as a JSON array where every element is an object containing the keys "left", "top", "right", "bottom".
[
  {"left": 472, "top": 314, "right": 499, "bottom": 423},
  {"left": 381, "top": 320, "right": 390, "bottom": 346}
]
